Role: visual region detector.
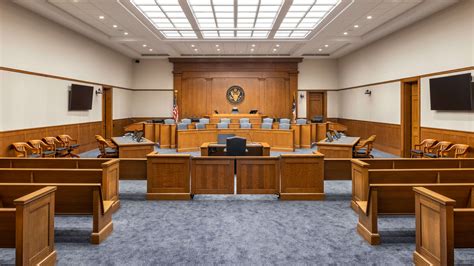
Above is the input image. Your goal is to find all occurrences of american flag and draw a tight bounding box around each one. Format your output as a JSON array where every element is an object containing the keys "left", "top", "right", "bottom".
[
  {"left": 291, "top": 96, "right": 296, "bottom": 122},
  {"left": 172, "top": 95, "right": 179, "bottom": 122}
]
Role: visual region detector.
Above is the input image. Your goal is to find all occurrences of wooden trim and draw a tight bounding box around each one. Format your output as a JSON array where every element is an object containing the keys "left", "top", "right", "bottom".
[
  {"left": 169, "top": 57, "right": 303, "bottom": 64},
  {"left": 0, "top": 66, "right": 133, "bottom": 91},
  {"left": 132, "top": 89, "right": 174, "bottom": 91},
  {"left": 336, "top": 66, "right": 474, "bottom": 91},
  {"left": 102, "top": 87, "right": 113, "bottom": 139}
]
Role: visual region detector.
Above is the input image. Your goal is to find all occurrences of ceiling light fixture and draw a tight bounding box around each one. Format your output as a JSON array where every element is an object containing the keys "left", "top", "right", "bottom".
[
  {"left": 273, "top": 48, "right": 277, "bottom": 52},
  {"left": 217, "top": 48, "right": 221, "bottom": 51},
  {"left": 113, "top": 25, "right": 118, "bottom": 28},
  {"left": 318, "top": 48, "right": 322, "bottom": 52},
  {"left": 194, "top": 48, "right": 198, "bottom": 51},
  {"left": 251, "top": 44, "right": 256, "bottom": 47},
  {"left": 250, "top": 48, "right": 254, "bottom": 52},
  {"left": 354, "top": 25, "right": 359, "bottom": 28},
  {"left": 143, "top": 44, "right": 147, "bottom": 47},
  {"left": 99, "top": 16, "right": 105, "bottom": 20},
  {"left": 149, "top": 48, "right": 153, "bottom": 52},
  {"left": 324, "top": 44, "right": 329, "bottom": 47},
  {"left": 124, "top": 32, "right": 129, "bottom": 35},
  {"left": 215, "top": 44, "right": 219, "bottom": 47},
  {"left": 191, "top": 44, "right": 195, "bottom": 48},
  {"left": 343, "top": 32, "right": 348, "bottom": 35},
  {"left": 275, "top": 44, "right": 280, "bottom": 47},
  {"left": 367, "top": 15, "right": 372, "bottom": 19}
]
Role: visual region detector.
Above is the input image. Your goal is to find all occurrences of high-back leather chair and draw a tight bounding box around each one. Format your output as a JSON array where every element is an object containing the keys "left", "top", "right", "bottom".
[
  {"left": 217, "top": 122, "right": 229, "bottom": 129},
  {"left": 164, "top": 119, "right": 175, "bottom": 125},
  {"left": 181, "top": 118, "right": 191, "bottom": 125},
  {"left": 11, "top": 142, "right": 37, "bottom": 158},
  {"left": 263, "top": 118, "right": 273, "bottom": 124},
  {"left": 177, "top": 123, "right": 188, "bottom": 130},
  {"left": 296, "top": 118, "right": 307, "bottom": 125},
  {"left": 199, "top": 118, "right": 210, "bottom": 124},
  {"left": 279, "top": 118, "right": 290, "bottom": 124},
  {"left": 57, "top": 135, "right": 80, "bottom": 158},
  {"left": 440, "top": 144, "right": 470, "bottom": 158},
  {"left": 261, "top": 123, "right": 272, "bottom": 129},
  {"left": 28, "top": 140, "right": 56, "bottom": 158},
  {"left": 240, "top": 122, "right": 251, "bottom": 129},
  {"left": 411, "top": 139, "right": 438, "bottom": 158},
  {"left": 423, "top": 141, "right": 453, "bottom": 158},
  {"left": 226, "top": 137, "right": 247, "bottom": 156},
  {"left": 279, "top": 123, "right": 290, "bottom": 130},
  {"left": 220, "top": 118, "right": 231, "bottom": 124},
  {"left": 240, "top": 118, "right": 250, "bottom": 124},
  {"left": 195, "top": 123, "right": 206, "bottom": 130}
]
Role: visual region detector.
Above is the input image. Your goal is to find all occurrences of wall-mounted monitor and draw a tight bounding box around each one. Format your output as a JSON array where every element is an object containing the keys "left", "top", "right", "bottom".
[
  {"left": 429, "top": 73, "right": 473, "bottom": 110},
  {"left": 69, "top": 84, "right": 94, "bottom": 111}
]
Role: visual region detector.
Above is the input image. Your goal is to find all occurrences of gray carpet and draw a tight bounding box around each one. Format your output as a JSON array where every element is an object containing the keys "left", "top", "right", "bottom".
[{"left": 1, "top": 180, "right": 473, "bottom": 265}]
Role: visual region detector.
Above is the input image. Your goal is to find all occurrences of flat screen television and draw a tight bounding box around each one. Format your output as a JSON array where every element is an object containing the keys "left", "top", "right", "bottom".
[
  {"left": 429, "top": 73, "right": 473, "bottom": 110},
  {"left": 69, "top": 84, "right": 94, "bottom": 111}
]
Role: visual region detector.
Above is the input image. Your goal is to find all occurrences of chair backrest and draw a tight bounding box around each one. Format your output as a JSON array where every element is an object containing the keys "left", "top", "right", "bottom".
[
  {"left": 218, "top": 134, "right": 236, "bottom": 144},
  {"left": 217, "top": 122, "right": 229, "bottom": 129},
  {"left": 279, "top": 118, "right": 290, "bottom": 124},
  {"left": 311, "top": 116, "right": 324, "bottom": 123},
  {"left": 164, "top": 119, "right": 175, "bottom": 125},
  {"left": 262, "top": 118, "right": 273, "bottom": 124},
  {"left": 28, "top": 140, "right": 48, "bottom": 154},
  {"left": 453, "top": 144, "right": 470, "bottom": 158},
  {"left": 240, "top": 122, "right": 251, "bottom": 129},
  {"left": 181, "top": 118, "right": 191, "bottom": 124},
  {"left": 220, "top": 118, "right": 231, "bottom": 124},
  {"left": 196, "top": 123, "right": 206, "bottom": 130},
  {"left": 43, "top": 137, "right": 63, "bottom": 148},
  {"left": 420, "top": 139, "right": 438, "bottom": 150},
  {"left": 279, "top": 123, "right": 290, "bottom": 130},
  {"left": 240, "top": 118, "right": 250, "bottom": 123},
  {"left": 199, "top": 118, "right": 210, "bottom": 124},
  {"left": 177, "top": 123, "right": 188, "bottom": 130},
  {"left": 57, "top": 135, "right": 73, "bottom": 146},
  {"left": 226, "top": 137, "right": 247, "bottom": 156},
  {"left": 261, "top": 123, "right": 272, "bottom": 129},
  {"left": 367, "top": 135, "right": 376, "bottom": 142},
  {"left": 296, "top": 118, "right": 307, "bottom": 125}
]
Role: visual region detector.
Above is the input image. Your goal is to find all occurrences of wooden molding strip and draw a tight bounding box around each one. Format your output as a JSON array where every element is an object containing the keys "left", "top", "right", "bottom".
[
  {"left": 337, "top": 117, "right": 400, "bottom": 126},
  {"left": 0, "top": 121, "right": 102, "bottom": 134},
  {"left": 421, "top": 126, "right": 474, "bottom": 135},
  {"left": 0, "top": 66, "right": 134, "bottom": 91},
  {"left": 337, "top": 66, "right": 474, "bottom": 91}
]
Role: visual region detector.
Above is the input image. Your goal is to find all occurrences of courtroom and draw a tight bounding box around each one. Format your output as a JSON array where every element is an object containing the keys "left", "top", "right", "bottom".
[{"left": 1, "top": 0, "right": 474, "bottom": 265}]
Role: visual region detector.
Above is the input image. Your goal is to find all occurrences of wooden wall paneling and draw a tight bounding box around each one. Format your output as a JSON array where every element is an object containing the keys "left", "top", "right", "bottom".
[
  {"left": 210, "top": 77, "right": 261, "bottom": 114},
  {"left": 337, "top": 118, "right": 401, "bottom": 156},
  {"left": 112, "top": 118, "right": 133, "bottom": 137},
  {"left": 181, "top": 78, "right": 209, "bottom": 118},
  {"left": 421, "top": 127, "right": 474, "bottom": 158},
  {"left": 264, "top": 78, "right": 291, "bottom": 118},
  {"left": 191, "top": 157, "right": 234, "bottom": 194},
  {"left": 146, "top": 154, "right": 191, "bottom": 200},
  {"left": 236, "top": 157, "right": 280, "bottom": 194}
]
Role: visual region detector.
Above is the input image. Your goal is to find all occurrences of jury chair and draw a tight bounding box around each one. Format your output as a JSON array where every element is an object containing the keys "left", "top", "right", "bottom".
[
  {"left": 28, "top": 139, "right": 56, "bottom": 158},
  {"left": 279, "top": 123, "right": 290, "bottom": 130},
  {"left": 57, "top": 135, "right": 80, "bottom": 158},
  {"left": 220, "top": 118, "right": 231, "bottom": 124},
  {"left": 199, "top": 118, "right": 210, "bottom": 124},
  {"left": 440, "top": 144, "right": 470, "bottom": 158},
  {"left": 164, "top": 119, "right": 175, "bottom": 125},
  {"left": 411, "top": 139, "right": 438, "bottom": 158},
  {"left": 353, "top": 135, "right": 376, "bottom": 158},
  {"left": 11, "top": 142, "right": 38, "bottom": 158},
  {"left": 226, "top": 137, "right": 247, "bottom": 156},
  {"left": 261, "top": 123, "right": 272, "bottom": 129},
  {"left": 240, "top": 122, "right": 251, "bottom": 129},
  {"left": 181, "top": 118, "right": 191, "bottom": 125},
  {"left": 43, "top": 137, "right": 68, "bottom": 157},
  {"left": 279, "top": 118, "right": 290, "bottom": 124},
  {"left": 95, "top": 135, "right": 118, "bottom": 158},
  {"left": 263, "top": 118, "right": 273, "bottom": 124},
  {"left": 196, "top": 123, "right": 206, "bottom": 130},
  {"left": 296, "top": 118, "right": 307, "bottom": 125},
  {"left": 240, "top": 118, "right": 250, "bottom": 124},
  {"left": 423, "top": 141, "right": 453, "bottom": 158},
  {"left": 177, "top": 123, "right": 188, "bottom": 130},
  {"left": 217, "top": 122, "right": 229, "bottom": 129}
]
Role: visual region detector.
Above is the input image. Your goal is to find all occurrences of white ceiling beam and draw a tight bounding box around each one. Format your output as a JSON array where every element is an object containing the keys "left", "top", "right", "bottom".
[
  {"left": 178, "top": 0, "right": 203, "bottom": 39},
  {"left": 268, "top": 0, "right": 293, "bottom": 39}
]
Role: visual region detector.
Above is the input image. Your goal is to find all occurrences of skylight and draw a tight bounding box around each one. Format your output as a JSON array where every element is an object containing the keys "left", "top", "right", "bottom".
[{"left": 130, "top": 0, "right": 340, "bottom": 40}]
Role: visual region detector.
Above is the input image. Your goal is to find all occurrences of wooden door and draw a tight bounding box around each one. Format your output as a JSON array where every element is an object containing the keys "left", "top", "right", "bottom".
[
  {"left": 307, "top": 92, "right": 326, "bottom": 120},
  {"left": 102, "top": 86, "right": 113, "bottom": 138},
  {"left": 400, "top": 78, "right": 420, "bottom": 157}
]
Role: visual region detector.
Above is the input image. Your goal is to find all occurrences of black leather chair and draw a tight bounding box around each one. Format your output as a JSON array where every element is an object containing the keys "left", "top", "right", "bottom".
[
  {"left": 226, "top": 137, "right": 247, "bottom": 156},
  {"left": 218, "top": 134, "right": 235, "bottom": 144},
  {"left": 311, "top": 115, "right": 324, "bottom": 123}
]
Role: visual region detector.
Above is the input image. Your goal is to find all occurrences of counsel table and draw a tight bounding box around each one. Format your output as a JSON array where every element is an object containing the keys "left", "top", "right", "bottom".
[
  {"left": 200, "top": 142, "right": 271, "bottom": 156},
  {"left": 317, "top": 136, "right": 360, "bottom": 158},
  {"left": 112, "top": 136, "right": 155, "bottom": 158}
]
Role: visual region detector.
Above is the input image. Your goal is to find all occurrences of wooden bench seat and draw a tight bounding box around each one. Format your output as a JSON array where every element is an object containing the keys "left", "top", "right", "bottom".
[
  {"left": 0, "top": 186, "right": 56, "bottom": 266},
  {"left": 356, "top": 183, "right": 474, "bottom": 245},
  {"left": 351, "top": 165, "right": 474, "bottom": 211},
  {"left": 0, "top": 168, "right": 119, "bottom": 212},
  {"left": 0, "top": 183, "right": 114, "bottom": 244},
  {"left": 413, "top": 186, "right": 474, "bottom": 265}
]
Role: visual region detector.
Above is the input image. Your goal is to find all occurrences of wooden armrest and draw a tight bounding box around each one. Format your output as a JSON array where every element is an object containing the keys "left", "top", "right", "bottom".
[
  {"left": 413, "top": 187, "right": 456, "bottom": 206},
  {"left": 351, "top": 159, "right": 370, "bottom": 167},
  {"left": 13, "top": 186, "right": 57, "bottom": 205}
]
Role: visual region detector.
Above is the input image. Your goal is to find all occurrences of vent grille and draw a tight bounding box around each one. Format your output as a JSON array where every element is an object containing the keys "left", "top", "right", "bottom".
[
  {"left": 141, "top": 54, "right": 170, "bottom": 57},
  {"left": 301, "top": 53, "right": 330, "bottom": 56},
  {"left": 181, "top": 54, "right": 292, "bottom": 57}
]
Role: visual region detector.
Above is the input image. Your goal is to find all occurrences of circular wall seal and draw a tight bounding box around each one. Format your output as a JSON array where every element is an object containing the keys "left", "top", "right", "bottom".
[{"left": 226, "top": 86, "right": 245, "bottom": 104}]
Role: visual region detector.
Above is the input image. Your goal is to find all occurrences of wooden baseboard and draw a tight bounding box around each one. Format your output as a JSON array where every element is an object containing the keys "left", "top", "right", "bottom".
[
  {"left": 37, "top": 250, "right": 57, "bottom": 266},
  {"left": 356, "top": 222, "right": 380, "bottom": 245},
  {"left": 90, "top": 222, "right": 113, "bottom": 244},
  {"left": 146, "top": 193, "right": 192, "bottom": 200},
  {"left": 279, "top": 193, "right": 325, "bottom": 200}
]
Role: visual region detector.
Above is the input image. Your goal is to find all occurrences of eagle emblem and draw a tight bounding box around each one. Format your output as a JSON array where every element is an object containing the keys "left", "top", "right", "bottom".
[{"left": 226, "top": 86, "right": 245, "bottom": 104}]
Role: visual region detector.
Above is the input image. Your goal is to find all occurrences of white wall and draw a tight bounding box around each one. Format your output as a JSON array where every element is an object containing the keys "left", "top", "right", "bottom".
[
  {"left": 297, "top": 59, "right": 339, "bottom": 118},
  {"left": 338, "top": 0, "right": 474, "bottom": 89},
  {"left": 337, "top": 82, "right": 401, "bottom": 124},
  {"left": 336, "top": 0, "right": 473, "bottom": 128},
  {"left": 421, "top": 70, "right": 474, "bottom": 131},
  {"left": 113, "top": 88, "right": 133, "bottom": 120},
  {"left": 0, "top": 1, "right": 133, "bottom": 131},
  {"left": 131, "top": 59, "right": 174, "bottom": 117}
]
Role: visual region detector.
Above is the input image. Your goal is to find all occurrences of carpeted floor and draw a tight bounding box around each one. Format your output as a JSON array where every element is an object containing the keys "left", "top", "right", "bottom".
[{"left": 1, "top": 180, "right": 473, "bottom": 265}]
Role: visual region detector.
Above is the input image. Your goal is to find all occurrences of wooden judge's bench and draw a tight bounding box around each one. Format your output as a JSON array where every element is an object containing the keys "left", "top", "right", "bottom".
[{"left": 209, "top": 113, "right": 266, "bottom": 124}]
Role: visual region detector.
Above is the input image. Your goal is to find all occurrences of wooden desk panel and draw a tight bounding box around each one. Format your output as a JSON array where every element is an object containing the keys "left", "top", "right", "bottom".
[
  {"left": 300, "top": 124, "right": 311, "bottom": 148},
  {"left": 237, "top": 157, "right": 280, "bottom": 194},
  {"left": 177, "top": 129, "right": 294, "bottom": 152},
  {"left": 147, "top": 153, "right": 191, "bottom": 200},
  {"left": 291, "top": 124, "right": 301, "bottom": 148},
  {"left": 191, "top": 157, "right": 234, "bottom": 194},
  {"left": 200, "top": 142, "right": 270, "bottom": 156},
  {"left": 317, "top": 137, "right": 360, "bottom": 158},
  {"left": 280, "top": 153, "right": 325, "bottom": 200},
  {"left": 159, "top": 124, "right": 177, "bottom": 149},
  {"left": 112, "top": 137, "right": 155, "bottom": 158},
  {"left": 209, "top": 114, "right": 266, "bottom": 124}
]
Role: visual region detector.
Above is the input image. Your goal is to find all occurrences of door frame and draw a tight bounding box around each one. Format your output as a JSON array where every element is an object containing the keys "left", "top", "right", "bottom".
[
  {"left": 400, "top": 77, "right": 420, "bottom": 157},
  {"left": 102, "top": 86, "right": 113, "bottom": 138},
  {"left": 305, "top": 90, "right": 327, "bottom": 121}
]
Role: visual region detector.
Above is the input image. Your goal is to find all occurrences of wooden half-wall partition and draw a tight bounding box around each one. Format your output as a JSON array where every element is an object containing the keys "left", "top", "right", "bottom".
[
  {"left": 421, "top": 127, "right": 474, "bottom": 158},
  {"left": 0, "top": 121, "right": 102, "bottom": 157}
]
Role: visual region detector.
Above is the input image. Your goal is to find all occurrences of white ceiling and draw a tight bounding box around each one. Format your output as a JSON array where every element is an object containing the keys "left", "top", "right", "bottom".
[{"left": 13, "top": 0, "right": 458, "bottom": 59}]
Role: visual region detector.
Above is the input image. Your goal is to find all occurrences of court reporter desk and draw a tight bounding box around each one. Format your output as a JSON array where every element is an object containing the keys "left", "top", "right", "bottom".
[
  {"left": 112, "top": 136, "right": 155, "bottom": 158},
  {"left": 201, "top": 142, "right": 270, "bottom": 156},
  {"left": 317, "top": 136, "right": 360, "bottom": 158}
]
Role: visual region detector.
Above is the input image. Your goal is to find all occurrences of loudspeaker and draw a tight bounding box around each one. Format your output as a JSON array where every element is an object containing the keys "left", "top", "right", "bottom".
[{"left": 135, "top": 59, "right": 140, "bottom": 64}]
